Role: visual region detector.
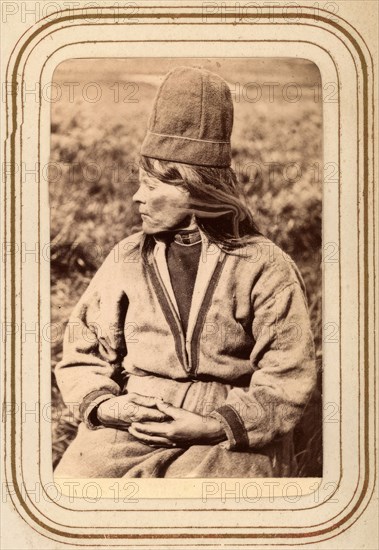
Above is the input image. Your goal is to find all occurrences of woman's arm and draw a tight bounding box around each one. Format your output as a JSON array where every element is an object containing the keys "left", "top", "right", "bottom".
[
  {"left": 55, "top": 243, "right": 171, "bottom": 429},
  {"left": 55, "top": 247, "right": 127, "bottom": 426},
  {"left": 209, "top": 265, "right": 317, "bottom": 451}
]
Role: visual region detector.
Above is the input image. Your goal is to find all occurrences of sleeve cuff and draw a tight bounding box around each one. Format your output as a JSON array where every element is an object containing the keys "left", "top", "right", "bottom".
[
  {"left": 210, "top": 405, "right": 249, "bottom": 450},
  {"left": 80, "top": 390, "right": 118, "bottom": 430}
]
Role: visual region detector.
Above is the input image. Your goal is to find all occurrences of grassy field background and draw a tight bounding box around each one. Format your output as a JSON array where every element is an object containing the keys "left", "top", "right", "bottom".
[{"left": 50, "top": 58, "right": 323, "bottom": 475}]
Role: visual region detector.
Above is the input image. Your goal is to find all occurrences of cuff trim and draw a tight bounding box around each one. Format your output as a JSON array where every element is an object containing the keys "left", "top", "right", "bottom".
[
  {"left": 211, "top": 405, "right": 249, "bottom": 450},
  {"left": 80, "top": 390, "right": 118, "bottom": 429}
]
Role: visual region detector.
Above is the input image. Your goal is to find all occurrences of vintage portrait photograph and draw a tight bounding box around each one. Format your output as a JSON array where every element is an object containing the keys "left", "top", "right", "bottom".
[
  {"left": 50, "top": 57, "right": 323, "bottom": 479},
  {"left": 2, "top": 1, "right": 378, "bottom": 547}
]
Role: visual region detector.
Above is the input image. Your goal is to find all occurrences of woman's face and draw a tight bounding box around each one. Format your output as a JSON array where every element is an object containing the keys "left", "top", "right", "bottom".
[{"left": 132, "top": 168, "right": 193, "bottom": 234}]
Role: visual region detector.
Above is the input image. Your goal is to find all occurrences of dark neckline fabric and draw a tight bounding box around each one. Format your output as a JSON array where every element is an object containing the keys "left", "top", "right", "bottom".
[{"left": 165, "top": 238, "right": 202, "bottom": 335}]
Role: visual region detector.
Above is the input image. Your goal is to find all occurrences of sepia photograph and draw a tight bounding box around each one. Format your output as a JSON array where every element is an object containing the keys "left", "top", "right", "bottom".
[
  {"left": 3, "top": 1, "right": 378, "bottom": 547},
  {"left": 50, "top": 57, "right": 323, "bottom": 479}
]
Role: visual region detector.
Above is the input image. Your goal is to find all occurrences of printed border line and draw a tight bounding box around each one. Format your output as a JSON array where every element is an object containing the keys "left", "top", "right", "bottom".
[
  {"left": 3, "top": 6, "right": 375, "bottom": 546},
  {"left": 29, "top": 35, "right": 372, "bottom": 540},
  {"left": 33, "top": 14, "right": 372, "bottom": 536},
  {"left": 32, "top": 29, "right": 365, "bottom": 532}
]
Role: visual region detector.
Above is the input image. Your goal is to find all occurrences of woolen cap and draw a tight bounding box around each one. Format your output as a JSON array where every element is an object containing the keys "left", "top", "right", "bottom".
[{"left": 141, "top": 66, "right": 233, "bottom": 167}]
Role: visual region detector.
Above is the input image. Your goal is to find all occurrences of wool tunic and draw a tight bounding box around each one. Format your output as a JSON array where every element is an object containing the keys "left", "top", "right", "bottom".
[{"left": 54, "top": 230, "right": 316, "bottom": 478}]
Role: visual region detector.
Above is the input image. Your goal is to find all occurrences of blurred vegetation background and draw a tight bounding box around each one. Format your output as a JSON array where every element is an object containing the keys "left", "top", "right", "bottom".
[{"left": 50, "top": 58, "right": 322, "bottom": 475}]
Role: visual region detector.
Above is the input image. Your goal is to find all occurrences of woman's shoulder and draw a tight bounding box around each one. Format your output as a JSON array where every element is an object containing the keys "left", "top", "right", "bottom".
[
  {"left": 230, "top": 235, "right": 305, "bottom": 296},
  {"left": 231, "top": 235, "right": 293, "bottom": 265},
  {"left": 113, "top": 230, "right": 145, "bottom": 259},
  {"left": 94, "top": 231, "right": 144, "bottom": 276}
]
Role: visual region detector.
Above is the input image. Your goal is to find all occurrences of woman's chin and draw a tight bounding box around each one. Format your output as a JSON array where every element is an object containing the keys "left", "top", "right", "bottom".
[
  {"left": 141, "top": 219, "right": 194, "bottom": 235},
  {"left": 141, "top": 220, "right": 157, "bottom": 234}
]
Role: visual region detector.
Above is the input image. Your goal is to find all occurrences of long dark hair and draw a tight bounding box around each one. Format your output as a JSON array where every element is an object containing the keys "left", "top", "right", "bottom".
[{"left": 139, "top": 156, "right": 260, "bottom": 253}]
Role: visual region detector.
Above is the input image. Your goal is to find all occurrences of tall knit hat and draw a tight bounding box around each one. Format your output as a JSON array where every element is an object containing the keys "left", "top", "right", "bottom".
[{"left": 141, "top": 66, "right": 233, "bottom": 167}]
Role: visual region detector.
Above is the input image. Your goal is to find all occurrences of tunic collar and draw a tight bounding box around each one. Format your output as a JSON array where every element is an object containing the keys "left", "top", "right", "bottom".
[{"left": 154, "top": 228, "right": 201, "bottom": 246}]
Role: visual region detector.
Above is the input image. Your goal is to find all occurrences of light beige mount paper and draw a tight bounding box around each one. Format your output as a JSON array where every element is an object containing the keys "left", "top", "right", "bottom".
[{"left": 1, "top": 1, "right": 378, "bottom": 549}]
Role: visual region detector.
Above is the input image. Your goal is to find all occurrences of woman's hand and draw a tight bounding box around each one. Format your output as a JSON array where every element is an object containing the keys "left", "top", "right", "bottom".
[
  {"left": 128, "top": 400, "right": 227, "bottom": 448},
  {"left": 96, "top": 393, "right": 170, "bottom": 429}
]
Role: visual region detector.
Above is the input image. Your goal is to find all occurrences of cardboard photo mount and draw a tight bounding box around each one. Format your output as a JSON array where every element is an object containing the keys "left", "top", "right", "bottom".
[{"left": 1, "top": 2, "right": 377, "bottom": 548}]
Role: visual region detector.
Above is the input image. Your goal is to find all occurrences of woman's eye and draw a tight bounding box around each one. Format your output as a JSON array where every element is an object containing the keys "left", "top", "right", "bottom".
[{"left": 140, "top": 180, "right": 156, "bottom": 191}]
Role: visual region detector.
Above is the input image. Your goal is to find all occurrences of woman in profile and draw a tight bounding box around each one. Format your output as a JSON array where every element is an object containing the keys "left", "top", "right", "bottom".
[{"left": 54, "top": 66, "right": 316, "bottom": 478}]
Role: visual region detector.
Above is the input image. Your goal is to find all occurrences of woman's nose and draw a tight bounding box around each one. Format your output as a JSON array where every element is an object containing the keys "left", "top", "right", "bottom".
[{"left": 132, "top": 186, "right": 145, "bottom": 203}]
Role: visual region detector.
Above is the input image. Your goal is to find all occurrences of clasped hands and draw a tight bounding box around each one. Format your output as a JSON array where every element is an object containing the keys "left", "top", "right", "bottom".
[{"left": 97, "top": 392, "right": 226, "bottom": 448}]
